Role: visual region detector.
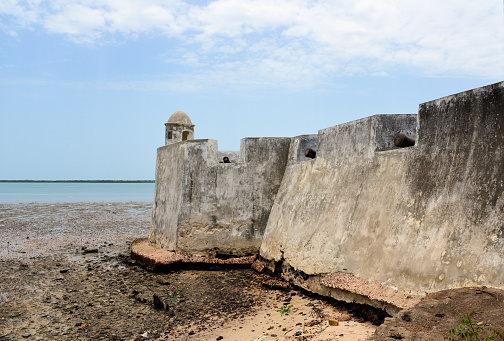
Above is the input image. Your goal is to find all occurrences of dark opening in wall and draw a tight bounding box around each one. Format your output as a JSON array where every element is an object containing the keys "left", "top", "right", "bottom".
[
  {"left": 394, "top": 133, "right": 415, "bottom": 148},
  {"left": 168, "top": 131, "right": 173, "bottom": 139},
  {"left": 296, "top": 134, "right": 318, "bottom": 162},
  {"left": 182, "top": 131, "right": 190, "bottom": 141},
  {"left": 305, "top": 148, "right": 317, "bottom": 159}
]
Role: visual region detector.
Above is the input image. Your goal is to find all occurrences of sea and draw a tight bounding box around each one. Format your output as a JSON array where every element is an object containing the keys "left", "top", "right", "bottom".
[{"left": 0, "top": 182, "right": 155, "bottom": 204}]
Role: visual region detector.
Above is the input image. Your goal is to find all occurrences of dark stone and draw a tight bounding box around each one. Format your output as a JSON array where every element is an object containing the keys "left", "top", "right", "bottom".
[
  {"left": 153, "top": 294, "right": 165, "bottom": 310},
  {"left": 390, "top": 332, "right": 404, "bottom": 339},
  {"left": 400, "top": 310, "right": 412, "bottom": 322}
]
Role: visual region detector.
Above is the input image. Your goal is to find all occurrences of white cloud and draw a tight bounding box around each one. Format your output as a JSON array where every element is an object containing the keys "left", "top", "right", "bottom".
[
  {"left": 43, "top": 3, "right": 106, "bottom": 39},
  {"left": 1, "top": 0, "right": 503, "bottom": 87}
]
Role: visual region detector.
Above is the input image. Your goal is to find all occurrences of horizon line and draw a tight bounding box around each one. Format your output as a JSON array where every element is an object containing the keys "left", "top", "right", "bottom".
[{"left": 0, "top": 180, "right": 155, "bottom": 183}]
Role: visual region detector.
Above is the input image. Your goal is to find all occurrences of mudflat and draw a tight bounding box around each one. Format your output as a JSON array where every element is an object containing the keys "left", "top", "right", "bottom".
[
  {"left": 3, "top": 202, "right": 503, "bottom": 341},
  {"left": 0, "top": 202, "right": 376, "bottom": 341}
]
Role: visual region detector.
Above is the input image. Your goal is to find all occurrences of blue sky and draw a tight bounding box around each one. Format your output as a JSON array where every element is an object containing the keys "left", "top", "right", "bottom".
[{"left": 1, "top": 0, "right": 503, "bottom": 180}]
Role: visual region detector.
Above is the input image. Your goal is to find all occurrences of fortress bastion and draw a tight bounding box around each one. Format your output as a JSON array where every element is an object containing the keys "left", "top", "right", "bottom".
[{"left": 139, "top": 81, "right": 504, "bottom": 313}]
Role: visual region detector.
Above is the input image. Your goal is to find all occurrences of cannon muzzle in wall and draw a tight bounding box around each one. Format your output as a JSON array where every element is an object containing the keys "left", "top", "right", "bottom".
[
  {"left": 394, "top": 133, "right": 415, "bottom": 148},
  {"left": 305, "top": 148, "right": 317, "bottom": 159}
]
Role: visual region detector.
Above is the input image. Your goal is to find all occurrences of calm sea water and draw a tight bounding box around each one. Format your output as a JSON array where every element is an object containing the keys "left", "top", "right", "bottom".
[{"left": 0, "top": 182, "right": 155, "bottom": 204}]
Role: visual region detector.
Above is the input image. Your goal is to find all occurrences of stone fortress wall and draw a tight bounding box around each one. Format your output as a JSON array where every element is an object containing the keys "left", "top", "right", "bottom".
[
  {"left": 149, "top": 131, "right": 291, "bottom": 257},
  {"left": 149, "top": 81, "right": 504, "bottom": 312}
]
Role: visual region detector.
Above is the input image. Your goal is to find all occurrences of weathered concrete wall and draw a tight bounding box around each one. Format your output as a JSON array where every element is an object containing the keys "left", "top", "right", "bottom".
[
  {"left": 261, "top": 82, "right": 504, "bottom": 303},
  {"left": 148, "top": 81, "right": 504, "bottom": 312},
  {"left": 150, "top": 137, "right": 291, "bottom": 257},
  {"left": 149, "top": 143, "right": 186, "bottom": 251}
]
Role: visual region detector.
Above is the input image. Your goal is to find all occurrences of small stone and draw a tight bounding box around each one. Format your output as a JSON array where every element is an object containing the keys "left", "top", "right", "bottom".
[
  {"left": 153, "top": 294, "right": 165, "bottom": 310},
  {"left": 216, "top": 337, "right": 224, "bottom": 340},
  {"left": 22, "top": 334, "right": 31, "bottom": 338},
  {"left": 400, "top": 311, "right": 412, "bottom": 322},
  {"left": 295, "top": 331, "right": 302, "bottom": 336},
  {"left": 329, "top": 319, "right": 339, "bottom": 326},
  {"left": 156, "top": 276, "right": 170, "bottom": 285}
]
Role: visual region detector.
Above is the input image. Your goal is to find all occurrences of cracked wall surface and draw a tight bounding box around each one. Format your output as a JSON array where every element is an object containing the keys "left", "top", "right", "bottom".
[{"left": 260, "top": 81, "right": 504, "bottom": 297}]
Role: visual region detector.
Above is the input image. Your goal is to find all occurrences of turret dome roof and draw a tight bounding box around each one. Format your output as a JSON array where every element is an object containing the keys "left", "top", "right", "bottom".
[{"left": 167, "top": 111, "right": 193, "bottom": 126}]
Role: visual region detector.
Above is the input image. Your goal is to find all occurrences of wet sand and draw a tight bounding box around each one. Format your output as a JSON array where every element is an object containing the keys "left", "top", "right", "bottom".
[{"left": 0, "top": 202, "right": 376, "bottom": 340}]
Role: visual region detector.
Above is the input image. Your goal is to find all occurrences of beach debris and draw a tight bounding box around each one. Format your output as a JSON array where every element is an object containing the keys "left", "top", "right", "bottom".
[
  {"left": 131, "top": 290, "right": 147, "bottom": 303},
  {"left": 82, "top": 247, "right": 98, "bottom": 254},
  {"left": 328, "top": 319, "right": 339, "bottom": 326},
  {"left": 79, "top": 322, "right": 89, "bottom": 329},
  {"left": 252, "top": 335, "right": 269, "bottom": 341},
  {"left": 155, "top": 276, "right": 170, "bottom": 285},
  {"left": 135, "top": 332, "right": 148, "bottom": 339},
  {"left": 262, "top": 278, "right": 291, "bottom": 290},
  {"left": 305, "top": 320, "right": 321, "bottom": 327},
  {"left": 153, "top": 294, "right": 165, "bottom": 310}
]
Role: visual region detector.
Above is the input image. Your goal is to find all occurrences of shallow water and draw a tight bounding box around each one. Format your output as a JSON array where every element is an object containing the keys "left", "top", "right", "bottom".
[{"left": 0, "top": 182, "right": 155, "bottom": 203}]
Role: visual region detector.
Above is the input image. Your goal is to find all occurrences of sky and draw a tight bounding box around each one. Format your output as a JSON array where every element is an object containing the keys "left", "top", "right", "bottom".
[{"left": 1, "top": 0, "right": 503, "bottom": 180}]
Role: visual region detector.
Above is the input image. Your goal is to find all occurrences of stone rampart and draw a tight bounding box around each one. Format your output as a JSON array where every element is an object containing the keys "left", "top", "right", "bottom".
[
  {"left": 146, "top": 81, "right": 504, "bottom": 314},
  {"left": 150, "top": 137, "right": 291, "bottom": 257},
  {"left": 260, "top": 81, "right": 504, "bottom": 310}
]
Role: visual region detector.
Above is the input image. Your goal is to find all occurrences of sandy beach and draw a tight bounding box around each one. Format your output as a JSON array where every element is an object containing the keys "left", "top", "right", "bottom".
[{"left": 0, "top": 202, "right": 376, "bottom": 341}]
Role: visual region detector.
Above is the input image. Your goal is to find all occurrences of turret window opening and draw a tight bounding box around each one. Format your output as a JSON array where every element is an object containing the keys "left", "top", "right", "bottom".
[{"left": 182, "top": 131, "right": 190, "bottom": 141}]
